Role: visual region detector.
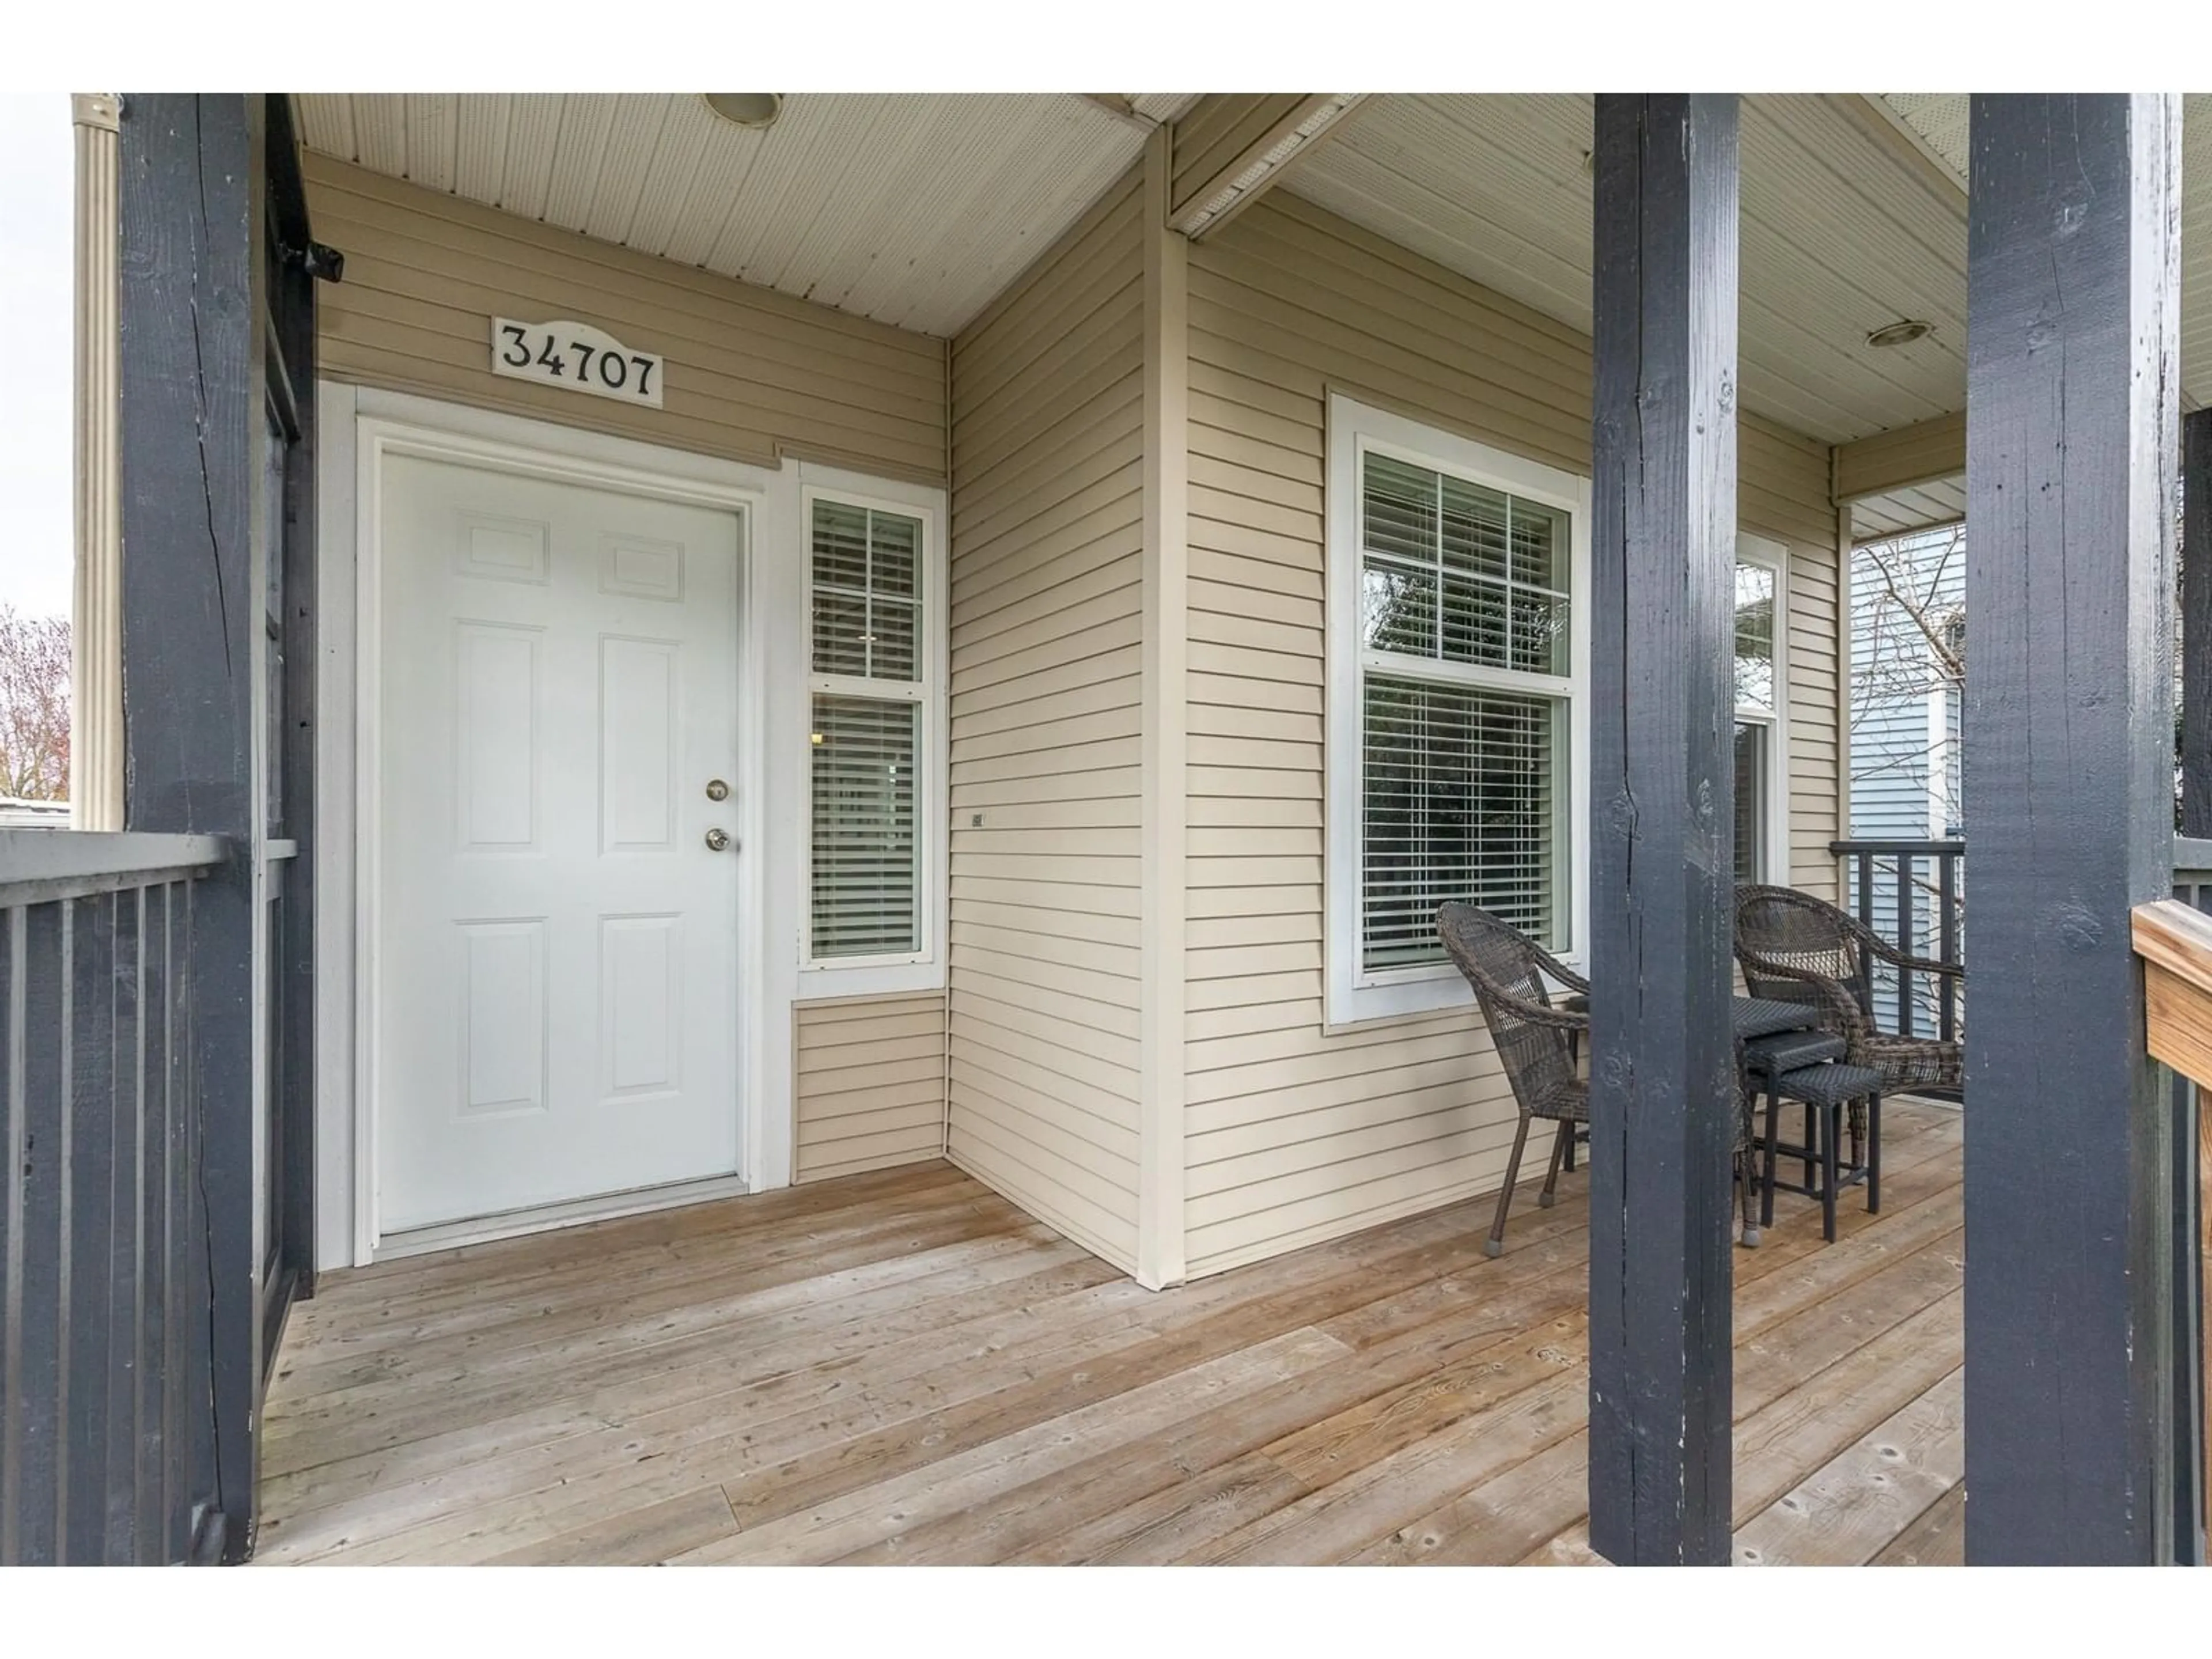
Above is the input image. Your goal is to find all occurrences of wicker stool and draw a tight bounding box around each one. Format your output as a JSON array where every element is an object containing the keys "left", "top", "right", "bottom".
[
  {"left": 1742, "top": 1028, "right": 1843, "bottom": 1213},
  {"left": 1758, "top": 1058, "right": 1883, "bottom": 1242}
]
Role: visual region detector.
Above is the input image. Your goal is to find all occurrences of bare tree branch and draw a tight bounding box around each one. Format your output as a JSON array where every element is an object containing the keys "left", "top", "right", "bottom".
[
  {"left": 1861, "top": 525, "right": 1965, "bottom": 687},
  {"left": 0, "top": 605, "right": 71, "bottom": 801}
]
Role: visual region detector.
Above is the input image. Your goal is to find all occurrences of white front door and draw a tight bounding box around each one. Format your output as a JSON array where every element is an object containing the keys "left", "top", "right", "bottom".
[{"left": 376, "top": 452, "right": 744, "bottom": 1233}]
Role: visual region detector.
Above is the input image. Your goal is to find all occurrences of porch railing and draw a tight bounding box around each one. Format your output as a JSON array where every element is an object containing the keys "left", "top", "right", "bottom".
[
  {"left": 1, "top": 830, "right": 229, "bottom": 1565},
  {"left": 1831, "top": 837, "right": 1966, "bottom": 1040}
]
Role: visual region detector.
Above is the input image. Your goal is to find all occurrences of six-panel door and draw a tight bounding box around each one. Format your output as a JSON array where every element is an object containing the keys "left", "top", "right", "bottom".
[{"left": 377, "top": 453, "right": 743, "bottom": 1232}]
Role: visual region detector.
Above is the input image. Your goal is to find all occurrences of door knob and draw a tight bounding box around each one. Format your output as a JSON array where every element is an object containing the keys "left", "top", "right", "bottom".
[
  {"left": 704, "top": 778, "right": 730, "bottom": 801},
  {"left": 704, "top": 828, "right": 732, "bottom": 852}
]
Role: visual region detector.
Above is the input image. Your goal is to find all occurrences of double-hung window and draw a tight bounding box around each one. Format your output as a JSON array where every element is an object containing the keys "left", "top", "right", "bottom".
[
  {"left": 1732, "top": 539, "right": 1789, "bottom": 887},
  {"left": 1326, "top": 395, "right": 1590, "bottom": 1025},
  {"left": 804, "top": 493, "right": 930, "bottom": 968}
]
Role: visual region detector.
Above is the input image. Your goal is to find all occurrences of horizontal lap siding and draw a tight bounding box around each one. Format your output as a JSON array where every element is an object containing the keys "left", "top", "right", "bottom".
[
  {"left": 1744, "top": 415, "right": 1848, "bottom": 901},
  {"left": 1181, "top": 193, "right": 1844, "bottom": 1277},
  {"left": 793, "top": 994, "right": 948, "bottom": 1184},
  {"left": 302, "top": 153, "right": 947, "bottom": 482},
  {"left": 945, "top": 169, "right": 1146, "bottom": 1274}
]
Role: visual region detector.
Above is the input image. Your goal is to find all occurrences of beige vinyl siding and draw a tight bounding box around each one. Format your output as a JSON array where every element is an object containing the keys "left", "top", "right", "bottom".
[
  {"left": 1744, "top": 414, "right": 1847, "bottom": 901},
  {"left": 1833, "top": 411, "right": 1967, "bottom": 502},
  {"left": 303, "top": 153, "right": 947, "bottom": 483},
  {"left": 944, "top": 168, "right": 1148, "bottom": 1274},
  {"left": 1180, "top": 192, "right": 1847, "bottom": 1278},
  {"left": 1170, "top": 96, "right": 1313, "bottom": 217},
  {"left": 793, "top": 994, "right": 948, "bottom": 1183}
]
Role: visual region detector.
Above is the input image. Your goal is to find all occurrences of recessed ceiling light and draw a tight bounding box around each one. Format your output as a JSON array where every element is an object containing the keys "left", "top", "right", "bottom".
[
  {"left": 1866, "top": 318, "right": 1935, "bottom": 349},
  {"left": 703, "top": 93, "right": 783, "bottom": 130}
]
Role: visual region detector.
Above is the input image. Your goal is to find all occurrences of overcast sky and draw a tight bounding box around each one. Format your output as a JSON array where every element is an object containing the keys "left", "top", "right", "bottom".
[{"left": 0, "top": 95, "right": 74, "bottom": 621}]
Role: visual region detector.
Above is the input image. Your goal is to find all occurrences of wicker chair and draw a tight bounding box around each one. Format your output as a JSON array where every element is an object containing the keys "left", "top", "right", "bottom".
[
  {"left": 1733, "top": 884, "right": 1964, "bottom": 1100},
  {"left": 1437, "top": 903, "right": 1590, "bottom": 1257},
  {"left": 1441, "top": 901, "right": 1766, "bottom": 1256}
]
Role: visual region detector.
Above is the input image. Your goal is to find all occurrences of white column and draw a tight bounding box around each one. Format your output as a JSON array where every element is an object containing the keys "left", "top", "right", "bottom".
[{"left": 71, "top": 93, "right": 123, "bottom": 831}]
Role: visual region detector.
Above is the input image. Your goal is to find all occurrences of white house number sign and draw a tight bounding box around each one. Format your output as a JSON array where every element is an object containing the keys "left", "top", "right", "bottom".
[{"left": 490, "top": 317, "right": 666, "bottom": 409}]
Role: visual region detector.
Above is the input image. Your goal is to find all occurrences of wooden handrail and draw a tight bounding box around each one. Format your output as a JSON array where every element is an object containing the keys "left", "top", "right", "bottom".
[{"left": 2136, "top": 900, "right": 2212, "bottom": 1084}]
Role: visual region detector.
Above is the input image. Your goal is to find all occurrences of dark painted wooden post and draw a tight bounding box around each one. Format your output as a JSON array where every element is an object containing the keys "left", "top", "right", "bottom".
[
  {"left": 1587, "top": 92, "right": 1740, "bottom": 1567},
  {"left": 264, "top": 90, "right": 321, "bottom": 1328},
  {"left": 117, "top": 93, "right": 266, "bottom": 1563},
  {"left": 1964, "top": 93, "right": 2183, "bottom": 1566},
  {"left": 2182, "top": 410, "right": 2212, "bottom": 839}
]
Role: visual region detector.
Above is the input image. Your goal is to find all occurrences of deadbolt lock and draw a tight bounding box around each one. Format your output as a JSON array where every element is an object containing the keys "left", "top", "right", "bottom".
[
  {"left": 704, "top": 778, "right": 730, "bottom": 801},
  {"left": 704, "top": 828, "right": 732, "bottom": 853}
]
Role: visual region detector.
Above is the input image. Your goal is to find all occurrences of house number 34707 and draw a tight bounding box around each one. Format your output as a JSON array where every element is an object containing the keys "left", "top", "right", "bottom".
[{"left": 490, "top": 317, "right": 666, "bottom": 410}]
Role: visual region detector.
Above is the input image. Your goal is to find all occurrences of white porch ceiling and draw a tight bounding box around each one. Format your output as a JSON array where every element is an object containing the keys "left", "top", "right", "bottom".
[
  {"left": 292, "top": 94, "right": 1195, "bottom": 338},
  {"left": 1880, "top": 93, "right": 2212, "bottom": 418},
  {"left": 1286, "top": 94, "right": 1973, "bottom": 448},
  {"left": 1851, "top": 478, "right": 1966, "bottom": 546}
]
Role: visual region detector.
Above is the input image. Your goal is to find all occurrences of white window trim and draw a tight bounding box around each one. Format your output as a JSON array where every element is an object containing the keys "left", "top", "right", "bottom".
[
  {"left": 792, "top": 471, "right": 948, "bottom": 997},
  {"left": 1324, "top": 393, "right": 1593, "bottom": 1028},
  {"left": 1926, "top": 680, "right": 1962, "bottom": 839},
  {"left": 1736, "top": 533, "right": 1792, "bottom": 887}
]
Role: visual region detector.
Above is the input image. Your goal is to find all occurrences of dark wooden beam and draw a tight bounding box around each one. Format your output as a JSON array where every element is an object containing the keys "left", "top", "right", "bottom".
[
  {"left": 1586, "top": 92, "right": 1740, "bottom": 1568},
  {"left": 118, "top": 93, "right": 267, "bottom": 1563},
  {"left": 2183, "top": 410, "right": 2212, "bottom": 839},
  {"left": 1963, "top": 93, "right": 2183, "bottom": 1565}
]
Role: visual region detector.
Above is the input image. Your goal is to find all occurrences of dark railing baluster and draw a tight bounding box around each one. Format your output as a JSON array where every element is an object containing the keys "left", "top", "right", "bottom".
[
  {"left": 1939, "top": 851, "right": 1960, "bottom": 1041},
  {"left": 19, "top": 897, "right": 64, "bottom": 1566},
  {"left": 63, "top": 891, "right": 115, "bottom": 1567},
  {"left": 0, "top": 833, "right": 222, "bottom": 1566},
  {"left": 1855, "top": 850, "right": 1877, "bottom": 1014},
  {"left": 139, "top": 880, "right": 170, "bottom": 1565},
  {"left": 110, "top": 885, "right": 143, "bottom": 1567},
  {"left": 1896, "top": 851, "right": 1918, "bottom": 1038},
  {"left": 1832, "top": 839, "right": 1965, "bottom": 1038}
]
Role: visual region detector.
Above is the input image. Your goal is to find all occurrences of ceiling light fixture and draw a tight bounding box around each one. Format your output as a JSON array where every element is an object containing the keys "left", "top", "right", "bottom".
[
  {"left": 1866, "top": 318, "right": 1935, "bottom": 349},
  {"left": 703, "top": 93, "right": 784, "bottom": 130}
]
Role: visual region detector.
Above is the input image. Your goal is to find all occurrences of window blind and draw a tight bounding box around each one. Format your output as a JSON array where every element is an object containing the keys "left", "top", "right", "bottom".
[
  {"left": 811, "top": 499, "right": 919, "bottom": 683},
  {"left": 1354, "top": 446, "right": 1571, "bottom": 973},
  {"left": 1359, "top": 451, "right": 1569, "bottom": 673},
  {"left": 809, "top": 694, "right": 919, "bottom": 958},
  {"left": 1734, "top": 561, "right": 1775, "bottom": 711},
  {"left": 1733, "top": 559, "right": 1779, "bottom": 884},
  {"left": 1361, "top": 675, "right": 1558, "bottom": 965},
  {"left": 1733, "top": 718, "right": 1768, "bottom": 886}
]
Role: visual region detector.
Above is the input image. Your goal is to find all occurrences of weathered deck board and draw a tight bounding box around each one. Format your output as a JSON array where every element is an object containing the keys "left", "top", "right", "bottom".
[
  {"left": 257, "top": 1102, "right": 1968, "bottom": 1566},
  {"left": 1872, "top": 1483, "right": 1967, "bottom": 1566},
  {"left": 1734, "top": 1368, "right": 1967, "bottom": 1565}
]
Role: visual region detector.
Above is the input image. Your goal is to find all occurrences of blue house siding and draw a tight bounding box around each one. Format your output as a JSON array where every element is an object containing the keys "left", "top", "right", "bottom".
[{"left": 1849, "top": 528, "right": 1964, "bottom": 1031}]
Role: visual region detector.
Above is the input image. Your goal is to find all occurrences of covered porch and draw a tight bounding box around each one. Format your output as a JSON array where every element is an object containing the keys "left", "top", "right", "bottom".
[
  {"left": 6, "top": 84, "right": 2205, "bottom": 1571},
  {"left": 253, "top": 1099, "right": 1965, "bottom": 1566}
]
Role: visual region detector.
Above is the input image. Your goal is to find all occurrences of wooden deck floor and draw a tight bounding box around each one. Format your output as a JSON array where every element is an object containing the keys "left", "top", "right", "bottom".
[{"left": 255, "top": 1100, "right": 1966, "bottom": 1566}]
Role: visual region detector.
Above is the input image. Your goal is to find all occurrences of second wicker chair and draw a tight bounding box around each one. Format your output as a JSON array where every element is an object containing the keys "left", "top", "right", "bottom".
[{"left": 1733, "top": 883, "right": 1964, "bottom": 1100}]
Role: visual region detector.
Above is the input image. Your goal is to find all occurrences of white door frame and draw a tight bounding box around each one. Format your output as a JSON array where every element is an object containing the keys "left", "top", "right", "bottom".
[{"left": 315, "top": 384, "right": 784, "bottom": 1266}]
